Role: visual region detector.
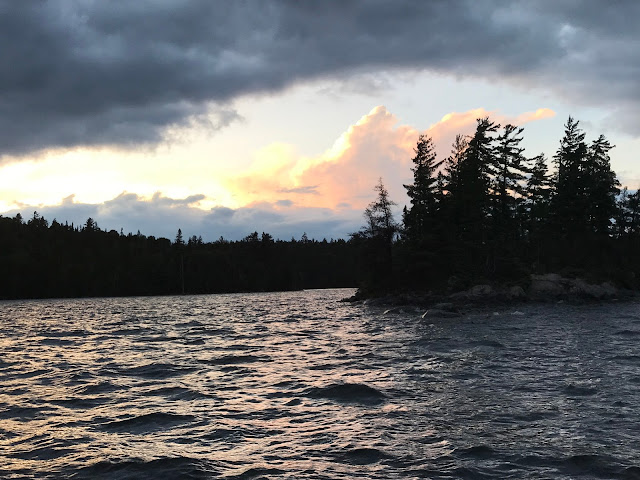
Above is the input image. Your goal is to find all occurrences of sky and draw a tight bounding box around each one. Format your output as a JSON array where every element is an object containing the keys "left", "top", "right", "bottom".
[{"left": 1, "top": 0, "right": 639, "bottom": 241}]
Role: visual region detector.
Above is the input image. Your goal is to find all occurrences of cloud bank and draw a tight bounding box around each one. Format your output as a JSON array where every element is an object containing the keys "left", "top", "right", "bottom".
[
  {"left": 1, "top": 0, "right": 638, "bottom": 157},
  {"left": 4, "top": 104, "right": 555, "bottom": 240},
  {"left": 227, "top": 105, "right": 555, "bottom": 210},
  {"left": 4, "top": 192, "right": 361, "bottom": 242}
]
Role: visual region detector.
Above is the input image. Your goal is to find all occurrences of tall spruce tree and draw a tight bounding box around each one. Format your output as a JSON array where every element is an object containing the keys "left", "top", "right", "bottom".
[
  {"left": 402, "top": 134, "right": 442, "bottom": 241},
  {"left": 490, "top": 124, "right": 528, "bottom": 230},
  {"left": 525, "top": 154, "right": 553, "bottom": 228},
  {"left": 524, "top": 153, "right": 553, "bottom": 270},
  {"left": 456, "top": 120, "right": 498, "bottom": 234},
  {"left": 448, "top": 118, "right": 498, "bottom": 277},
  {"left": 443, "top": 134, "right": 468, "bottom": 201},
  {"left": 486, "top": 124, "right": 532, "bottom": 277},
  {"left": 585, "top": 134, "right": 619, "bottom": 235},
  {"left": 551, "top": 116, "right": 589, "bottom": 237},
  {"left": 431, "top": 134, "right": 469, "bottom": 283}
]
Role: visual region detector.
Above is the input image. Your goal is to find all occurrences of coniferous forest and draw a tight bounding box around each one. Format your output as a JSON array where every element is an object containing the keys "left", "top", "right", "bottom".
[
  {"left": 2, "top": 116, "right": 640, "bottom": 300},
  {"left": 358, "top": 116, "right": 640, "bottom": 295},
  {"left": 0, "top": 220, "right": 359, "bottom": 299}
]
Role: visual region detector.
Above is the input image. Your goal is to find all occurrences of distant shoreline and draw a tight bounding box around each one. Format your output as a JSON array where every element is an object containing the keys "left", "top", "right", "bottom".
[{"left": 0, "top": 286, "right": 358, "bottom": 303}]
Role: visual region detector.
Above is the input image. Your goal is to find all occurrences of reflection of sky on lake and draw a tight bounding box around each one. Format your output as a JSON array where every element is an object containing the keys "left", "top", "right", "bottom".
[{"left": 1, "top": 290, "right": 640, "bottom": 478}]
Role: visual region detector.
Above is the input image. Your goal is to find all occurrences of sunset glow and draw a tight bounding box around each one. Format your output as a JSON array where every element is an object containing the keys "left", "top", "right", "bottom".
[{"left": 1, "top": 2, "right": 638, "bottom": 240}]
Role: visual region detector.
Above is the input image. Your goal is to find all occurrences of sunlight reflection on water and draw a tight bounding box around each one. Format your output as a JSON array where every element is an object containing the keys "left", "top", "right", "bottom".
[{"left": 1, "top": 290, "right": 640, "bottom": 478}]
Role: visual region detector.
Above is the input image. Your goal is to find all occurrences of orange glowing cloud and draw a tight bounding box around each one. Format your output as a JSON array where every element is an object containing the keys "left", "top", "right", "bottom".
[
  {"left": 226, "top": 105, "right": 555, "bottom": 211},
  {"left": 229, "top": 142, "right": 300, "bottom": 205},
  {"left": 295, "top": 106, "right": 419, "bottom": 209},
  {"left": 514, "top": 108, "right": 556, "bottom": 124},
  {"left": 227, "top": 106, "right": 419, "bottom": 209},
  {"left": 426, "top": 107, "right": 556, "bottom": 159}
]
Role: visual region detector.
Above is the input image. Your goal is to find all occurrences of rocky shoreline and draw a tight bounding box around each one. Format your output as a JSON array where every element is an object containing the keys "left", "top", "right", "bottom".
[{"left": 342, "top": 273, "right": 637, "bottom": 317}]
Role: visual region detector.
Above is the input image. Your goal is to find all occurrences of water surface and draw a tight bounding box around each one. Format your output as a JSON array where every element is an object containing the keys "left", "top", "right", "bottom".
[{"left": 1, "top": 289, "right": 639, "bottom": 478}]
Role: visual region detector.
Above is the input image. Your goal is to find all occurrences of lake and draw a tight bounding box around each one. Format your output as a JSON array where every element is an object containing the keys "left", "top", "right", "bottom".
[{"left": 1, "top": 289, "right": 639, "bottom": 479}]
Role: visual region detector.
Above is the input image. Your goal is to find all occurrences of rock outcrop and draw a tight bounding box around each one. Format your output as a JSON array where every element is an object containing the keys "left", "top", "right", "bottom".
[
  {"left": 529, "top": 274, "right": 619, "bottom": 300},
  {"left": 344, "top": 273, "right": 631, "bottom": 310},
  {"left": 444, "top": 274, "right": 622, "bottom": 305},
  {"left": 528, "top": 274, "right": 566, "bottom": 298}
]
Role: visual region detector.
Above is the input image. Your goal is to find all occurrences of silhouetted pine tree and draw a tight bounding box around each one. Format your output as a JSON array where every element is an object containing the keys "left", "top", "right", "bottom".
[
  {"left": 436, "top": 134, "right": 469, "bottom": 282},
  {"left": 400, "top": 134, "right": 450, "bottom": 287},
  {"left": 551, "top": 116, "right": 589, "bottom": 238},
  {"left": 352, "top": 178, "right": 398, "bottom": 292},
  {"left": 490, "top": 124, "right": 529, "bottom": 232},
  {"left": 616, "top": 188, "right": 640, "bottom": 238},
  {"left": 441, "top": 134, "right": 468, "bottom": 203},
  {"left": 585, "top": 134, "right": 619, "bottom": 235},
  {"left": 450, "top": 118, "right": 499, "bottom": 277},
  {"left": 525, "top": 154, "right": 553, "bottom": 223},
  {"left": 486, "top": 123, "right": 532, "bottom": 278},
  {"left": 363, "top": 178, "right": 397, "bottom": 240},
  {"left": 174, "top": 228, "right": 184, "bottom": 245},
  {"left": 402, "top": 134, "right": 442, "bottom": 242},
  {"left": 524, "top": 153, "right": 553, "bottom": 270}
]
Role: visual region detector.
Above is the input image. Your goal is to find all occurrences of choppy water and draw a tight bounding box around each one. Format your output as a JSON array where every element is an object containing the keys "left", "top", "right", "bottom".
[{"left": 1, "top": 289, "right": 640, "bottom": 479}]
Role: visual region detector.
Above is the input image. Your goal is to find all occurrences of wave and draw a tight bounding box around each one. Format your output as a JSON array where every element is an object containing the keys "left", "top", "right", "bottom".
[
  {"left": 96, "top": 412, "right": 195, "bottom": 433},
  {"left": 514, "top": 452, "right": 634, "bottom": 478},
  {"left": 614, "top": 329, "right": 640, "bottom": 336},
  {"left": 470, "top": 339, "right": 505, "bottom": 349},
  {"left": 307, "top": 363, "right": 335, "bottom": 370},
  {"left": 621, "top": 465, "right": 640, "bottom": 479},
  {"left": 74, "top": 456, "right": 220, "bottom": 479},
  {"left": 335, "top": 447, "right": 394, "bottom": 465},
  {"left": 116, "top": 363, "right": 197, "bottom": 379},
  {"left": 563, "top": 383, "right": 598, "bottom": 396},
  {"left": 40, "top": 328, "right": 88, "bottom": 338},
  {"left": 449, "top": 465, "right": 499, "bottom": 479},
  {"left": 611, "top": 354, "right": 640, "bottom": 362},
  {"left": 0, "top": 405, "right": 49, "bottom": 420},
  {"left": 454, "top": 445, "right": 495, "bottom": 458},
  {"left": 50, "top": 396, "right": 109, "bottom": 409},
  {"left": 306, "top": 383, "right": 386, "bottom": 405},
  {"left": 40, "top": 337, "right": 76, "bottom": 346},
  {"left": 200, "top": 428, "right": 239, "bottom": 441},
  {"left": 225, "top": 466, "right": 287, "bottom": 479},
  {"left": 13, "top": 445, "right": 75, "bottom": 461},
  {"left": 561, "top": 453, "right": 623, "bottom": 478},
  {"left": 143, "top": 386, "right": 214, "bottom": 401},
  {"left": 200, "top": 354, "right": 271, "bottom": 366},
  {"left": 13, "top": 368, "right": 51, "bottom": 379},
  {"left": 74, "top": 380, "right": 121, "bottom": 395},
  {"left": 110, "top": 327, "right": 156, "bottom": 336}
]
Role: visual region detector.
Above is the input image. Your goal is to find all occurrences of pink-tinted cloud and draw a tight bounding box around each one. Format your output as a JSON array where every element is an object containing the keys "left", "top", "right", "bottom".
[
  {"left": 227, "top": 105, "right": 555, "bottom": 210},
  {"left": 296, "top": 106, "right": 419, "bottom": 209},
  {"left": 427, "top": 107, "right": 556, "bottom": 159},
  {"left": 5, "top": 106, "right": 557, "bottom": 240}
]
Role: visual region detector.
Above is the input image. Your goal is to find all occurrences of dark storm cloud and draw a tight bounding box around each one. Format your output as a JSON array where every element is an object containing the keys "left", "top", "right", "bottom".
[{"left": 2, "top": 0, "right": 639, "bottom": 157}]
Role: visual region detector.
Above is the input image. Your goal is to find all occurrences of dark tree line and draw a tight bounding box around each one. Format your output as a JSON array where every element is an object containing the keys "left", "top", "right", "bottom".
[
  {"left": 357, "top": 116, "right": 640, "bottom": 294},
  {"left": 4, "top": 115, "right": 640, "bottom": 300},
  {"left": 0, "top": 214, "right": 361, "bottom": 299}
]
